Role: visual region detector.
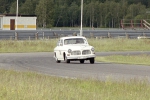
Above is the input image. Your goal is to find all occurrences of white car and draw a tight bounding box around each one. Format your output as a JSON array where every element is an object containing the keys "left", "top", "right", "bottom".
[{"left": 54, "top": 36, "right": 96, "bottom": 64}]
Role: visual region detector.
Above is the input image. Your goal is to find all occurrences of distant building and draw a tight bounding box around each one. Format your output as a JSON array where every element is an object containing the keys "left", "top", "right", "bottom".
[{"left": 0, "top": 14, "right": 37, "bottom": 30}]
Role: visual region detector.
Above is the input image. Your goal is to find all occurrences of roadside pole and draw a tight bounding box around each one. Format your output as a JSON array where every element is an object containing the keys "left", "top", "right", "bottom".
[
  {"left": 16, "top": 0, "right": 18, "bottom": 30},
  {"left": 80, "top": 0, "right": 83, "bottom": 36}
]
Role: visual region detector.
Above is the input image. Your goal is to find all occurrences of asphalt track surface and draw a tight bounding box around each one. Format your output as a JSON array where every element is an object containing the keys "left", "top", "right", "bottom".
[{"left": 0, "top": 51, "right": 150, "bottom": 81}]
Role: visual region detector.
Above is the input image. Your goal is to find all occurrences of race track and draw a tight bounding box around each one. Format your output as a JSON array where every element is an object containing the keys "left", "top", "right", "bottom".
[{"left": 0, "top": 52, "right": 150, "bottom": 81}]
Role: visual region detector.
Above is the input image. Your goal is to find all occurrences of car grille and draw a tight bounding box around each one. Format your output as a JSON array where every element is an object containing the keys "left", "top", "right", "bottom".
[
  {"left": 82, "top": 50, "right": 91, "bottom": 55},
  {"left": 71, "top": 50, "right": 81, "bottom": 55}
]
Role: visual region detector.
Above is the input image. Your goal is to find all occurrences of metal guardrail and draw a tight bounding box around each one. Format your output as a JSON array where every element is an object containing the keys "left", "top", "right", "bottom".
[{"left": 0, "top": 30, "right": 150, "bottom": 40}]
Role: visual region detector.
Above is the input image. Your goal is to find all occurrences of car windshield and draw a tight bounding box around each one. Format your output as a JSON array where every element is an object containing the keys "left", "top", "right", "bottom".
[{"left": 64, "top": 38, "right": 85, "bottom": 45}]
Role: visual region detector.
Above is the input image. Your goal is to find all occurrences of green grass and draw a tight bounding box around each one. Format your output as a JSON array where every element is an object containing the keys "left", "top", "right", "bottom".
[
  {"left": 88, "top": 38, "right": 150, "bottom": 52},
  {"left": 0, "top": 38, "right": 150, "bottom": 52},
  {"left": 1, "top": 69, "right": 150, "bottom": 100},
  {"left": 96, "top": 54, "right": 150, "bottom": 66},
  {"left": 0, "top": 39, "right": 57, "bottom": 53},
  {"left": 1, "top": 39, "right": 150, "bottom": 100}
]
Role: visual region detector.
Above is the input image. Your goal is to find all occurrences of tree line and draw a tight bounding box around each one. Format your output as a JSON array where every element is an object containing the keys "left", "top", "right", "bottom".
[{"left": 0, "top": 0, "right": 150, "bottom": 28}]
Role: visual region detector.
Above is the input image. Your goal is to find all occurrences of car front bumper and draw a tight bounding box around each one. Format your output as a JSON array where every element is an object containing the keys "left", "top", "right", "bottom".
[{"left": 66, "top": 54, "right": 96, "bottom": 60}]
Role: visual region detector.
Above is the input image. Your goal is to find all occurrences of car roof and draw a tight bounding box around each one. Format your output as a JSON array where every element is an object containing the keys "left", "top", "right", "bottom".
[{"left": 60, "top": 36, "right": 86, "bottom": 40}]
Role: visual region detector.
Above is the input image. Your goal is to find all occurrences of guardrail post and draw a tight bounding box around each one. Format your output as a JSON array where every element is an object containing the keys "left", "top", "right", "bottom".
[
  {"left": 15, "top": 32, "right": 18, "bottom": 40},
  {"left": 10, "top": 36, "right": 12, "bottom": 40},
  {"left": 143, "top": 32, "right": 146, "bottom": 37},
  {"left": 35, "top": 32, "right": 38, "bottom": 40},
  {"left": 90, "top": 33, "right": 94, "bottom": 38},
  {"left": 108, "top": 32, "right": 111, "bottom": 38},
  {"left": 43, "top": 32, "right": 45, "bottom": 39},
  {"left": 53, "top": 32, "right": 59, "bottom": 38},
  {"left": 126, "top": 33, "right": 129, "bottom": 39}
]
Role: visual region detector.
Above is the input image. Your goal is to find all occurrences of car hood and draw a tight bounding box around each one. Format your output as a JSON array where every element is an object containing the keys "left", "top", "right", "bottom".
[{"left": 64, "top": 44, "right": 92, "bottom": 50}]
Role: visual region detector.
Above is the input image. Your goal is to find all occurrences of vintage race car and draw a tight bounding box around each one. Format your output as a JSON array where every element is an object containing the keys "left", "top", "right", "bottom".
[{"left": 54, "top": 36, "right": 96, "bottom": 64}]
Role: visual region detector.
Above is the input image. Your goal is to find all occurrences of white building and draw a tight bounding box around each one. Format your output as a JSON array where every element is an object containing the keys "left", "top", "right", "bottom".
[{"left": 0, "top": 14, "right": 37, "bottom": 30}]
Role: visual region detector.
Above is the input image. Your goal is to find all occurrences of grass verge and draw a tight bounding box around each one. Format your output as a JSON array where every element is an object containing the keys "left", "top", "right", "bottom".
[
  {"left": 96, "top": 54, "right": 150, "bottom": 66},
  {"left": 0, "top": 69, "right": 150, "bottom": 100},
  {"left": 1, "top": 39, "right": 150, "bottom": 99},
  {"left": 0, "top": 38, "right": 150, "bottom": 52},
  {"left": 88, "top": 38, "right": 150, "bottom": 51}
]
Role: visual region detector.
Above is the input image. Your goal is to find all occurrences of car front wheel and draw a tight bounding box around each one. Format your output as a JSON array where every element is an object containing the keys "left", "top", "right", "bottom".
[
  {"left": 80, "top": 60, "right": 84, "bottom": 64},
  {"left": 55, "top": 53, "right": 61, "bottom": 63},
  {"left": 89, "top": 58, "right": 95, "bottom": 64},
  {"left": 56, "top": 58, "right": 61, "bottom": 63},
  {"left": 65, "top": 54, "right": 70, "bottom": 63}
]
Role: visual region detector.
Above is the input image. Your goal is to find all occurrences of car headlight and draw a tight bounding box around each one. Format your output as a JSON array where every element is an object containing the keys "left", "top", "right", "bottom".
[
  {"left": 91, "top": 47, "right": 94, "bottom": 52},
  {"left": 68, "top": 49, "right": 72, "bottom": 53}
]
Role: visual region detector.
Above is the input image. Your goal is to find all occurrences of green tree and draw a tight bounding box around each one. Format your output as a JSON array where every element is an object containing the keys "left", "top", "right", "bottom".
[
  {"left": 20, "top": 0, "right": 34, "bottom": 14},
  {"left": 93, "top": 1, "right": 100, "bottom": 27},
  {"left": 46, "top": 0, "right": 54, "bottom": 27},
  {"left": 99, "top": 2, "right": 105, "bottom": 27},
  {"left": 54, "top": 3, "right": 68, "bottom": 27},
  {"left": 36, "top": 0, "right": 54, "bottom": 28},
  {"left": 36, "top": 0, "right": 47, "bottom": 28},
  {"left": 2, "top": 0, "right": 150, "bottom": 28},
  {"left": 0, "top": 1, "right": 6, "bottom": 13},
  {"left": 84, "top": 2, "right": 96, "bottom": 28},
  {"left": 9, "top": 1, "right": 17, "bottom": 14},
  {"left": 68, "top": 2, "right": 79, "bottom": 27}
]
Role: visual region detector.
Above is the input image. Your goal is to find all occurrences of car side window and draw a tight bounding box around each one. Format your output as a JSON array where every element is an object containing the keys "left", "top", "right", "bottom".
[
  {"left": 76, "top": 38, "right": 84, "bottom": 44},
  {"left": 84, "top": 39, "right": 88, "bottom": 44},
  {"left": 57, "top": 39, "right": 63, "bottom": 46},
  {"left": 64, "top": 39, "right": 68, "bottom": 45}
]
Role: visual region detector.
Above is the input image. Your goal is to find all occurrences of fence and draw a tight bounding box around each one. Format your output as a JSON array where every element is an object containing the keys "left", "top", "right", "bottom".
[{"left": 0, "top": 30, "right": 150, "bottom": 40}]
